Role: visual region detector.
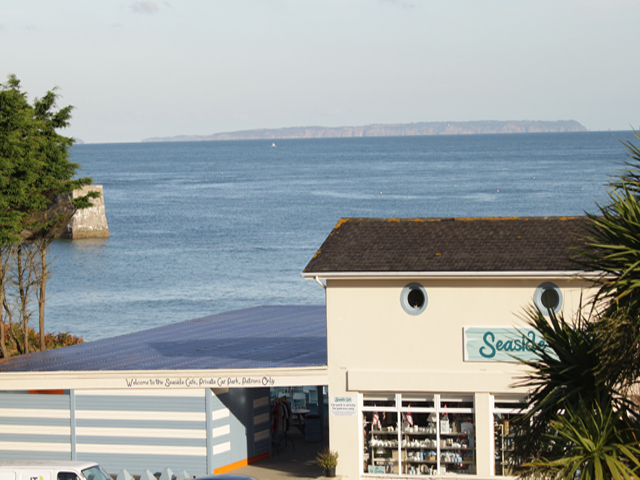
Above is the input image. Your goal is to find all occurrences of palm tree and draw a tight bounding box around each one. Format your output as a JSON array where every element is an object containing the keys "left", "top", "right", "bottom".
[
  {"left": 526, "top": 399, "right": 640, "bottom": 480},
  {"left": 511, "top": 308, "right": 640, "bottom": 479}
]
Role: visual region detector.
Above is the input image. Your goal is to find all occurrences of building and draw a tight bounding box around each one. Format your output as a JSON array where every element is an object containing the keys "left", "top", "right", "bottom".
[
  {"left": 301, "top": 216, "right": 594, "bottom": 478},
  {"left": 0, "top": 216, "right": 594, "bottom": 479},
  {"left": 0, "top": 306, "right": 328, "bottom": 476}
]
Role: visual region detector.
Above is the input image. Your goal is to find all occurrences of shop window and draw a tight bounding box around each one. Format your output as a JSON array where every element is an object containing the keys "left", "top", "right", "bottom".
[
  {"left": 364, "top": 394, "right": 396, "bottom": 408},
  {"left": 493, "top": 395, "right": 527, "bottom": 476},
  {"left": 437, "top": 396, "right": 475, "bottom": 475},
  {"left": 364, "top": 410, "right": 399, "bottom": 474},
  {"left": 440, "top": 396, "right": 474, "bottom": 410},
  {"left": 494, "top": 397, "right": 526, "bottom": 410},
  {"left": 402, "top": 395, "right": 435, "bottom": 409},
  {"left": 363, "top": 393, "right": 475, "bottom": 476},
  {"left": 401, "top": 283, "right": 428, "bottom": 316},
  {"left": 533, "top": 282, "right": 563, "bottom": 315}
]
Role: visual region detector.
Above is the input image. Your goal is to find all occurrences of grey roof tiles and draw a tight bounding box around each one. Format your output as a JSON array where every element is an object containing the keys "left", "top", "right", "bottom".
[{"left": 303, "top": 216, "right": 590, "bottom": 273}]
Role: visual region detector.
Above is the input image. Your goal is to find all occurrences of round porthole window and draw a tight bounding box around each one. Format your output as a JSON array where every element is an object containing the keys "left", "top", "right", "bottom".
[
  {"left": 401, "top": 283, "right": 428, "bottom": 315},
  {"left": 534, "top": 282, "right": 563, "bottom": 315}
]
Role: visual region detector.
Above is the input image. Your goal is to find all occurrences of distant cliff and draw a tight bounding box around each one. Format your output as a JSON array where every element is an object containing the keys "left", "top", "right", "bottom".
[{"left": 142, "top": 120, "right": 587, "bottom": 143}]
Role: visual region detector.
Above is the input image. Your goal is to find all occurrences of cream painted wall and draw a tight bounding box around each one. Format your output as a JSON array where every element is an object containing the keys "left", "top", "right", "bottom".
[{"left": 324, "top": 276, "right": 594, "bottom": 479}]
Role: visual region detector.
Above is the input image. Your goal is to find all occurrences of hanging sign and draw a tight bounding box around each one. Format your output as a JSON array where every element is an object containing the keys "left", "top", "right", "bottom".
[{"left": 463, "top": 326, "right": 548, "bottom": 362}]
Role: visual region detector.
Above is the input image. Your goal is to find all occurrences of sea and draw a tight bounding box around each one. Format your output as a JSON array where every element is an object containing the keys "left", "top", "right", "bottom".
[{"left": 46, "top": 131, "right": 637, "bottom": 341}]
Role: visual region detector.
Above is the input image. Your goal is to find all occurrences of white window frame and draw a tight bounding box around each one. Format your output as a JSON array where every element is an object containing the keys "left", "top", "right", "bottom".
[
  {"left": 361, "top": 393, "right": 475, "bottom": 477},
  {"left": 491, "top": 394, "right": 528, "bottom": 477}
]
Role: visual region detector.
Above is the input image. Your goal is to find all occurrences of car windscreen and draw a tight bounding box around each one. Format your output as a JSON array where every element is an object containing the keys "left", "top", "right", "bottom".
[{"left": 81, "top": 465, "right": 111, "bottom": 480}]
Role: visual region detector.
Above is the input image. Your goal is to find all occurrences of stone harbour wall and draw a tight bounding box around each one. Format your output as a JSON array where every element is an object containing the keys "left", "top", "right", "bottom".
[{"left": 63, "top": 185, "right": 110, "bottom": 239}]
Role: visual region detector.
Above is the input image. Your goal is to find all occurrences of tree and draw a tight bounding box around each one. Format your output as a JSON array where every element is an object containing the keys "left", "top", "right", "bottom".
[
  {"left": 0, "top": 74, "right": 96, "bottom": 355},
  {"left": 526, "top": 397, "right": 640, "bottom": 480},
  {"left": 510, "top": 308, "right": 640, "bottom": 479}
]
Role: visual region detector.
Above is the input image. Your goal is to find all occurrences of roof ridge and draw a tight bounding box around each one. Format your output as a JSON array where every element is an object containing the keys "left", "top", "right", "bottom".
[{"left": 335, "top": 216, "right": 583, "bottom": 222}]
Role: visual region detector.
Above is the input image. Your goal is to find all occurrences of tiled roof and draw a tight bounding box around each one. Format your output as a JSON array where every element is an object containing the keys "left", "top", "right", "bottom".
[
  {"left": 0, "top": 306, "right": 326, "bottom": 372},
  {"left": 303, "top": 217, "right": 590, "bottom": 273}
]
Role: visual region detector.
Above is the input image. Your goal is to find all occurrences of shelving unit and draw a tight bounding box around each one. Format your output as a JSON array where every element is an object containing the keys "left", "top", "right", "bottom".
[
  {"left": 401, "top": 422, "right": 437, "bottom": 475},
  {"left": 365, "top": 424, "right": 400, "bottom": 474},
  {"left": 402, "top": 421, "right": 475, "bottom": 475}
]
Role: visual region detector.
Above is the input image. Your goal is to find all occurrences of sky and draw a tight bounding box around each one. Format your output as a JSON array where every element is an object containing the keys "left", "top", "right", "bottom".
[{"left": 1, "top": 0, "right": 639, "bottom": 144}]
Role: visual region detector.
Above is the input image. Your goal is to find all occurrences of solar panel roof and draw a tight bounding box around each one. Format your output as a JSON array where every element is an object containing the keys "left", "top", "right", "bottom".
[{"left": 0, "top": 305, "right": 327, "bottom": 372}]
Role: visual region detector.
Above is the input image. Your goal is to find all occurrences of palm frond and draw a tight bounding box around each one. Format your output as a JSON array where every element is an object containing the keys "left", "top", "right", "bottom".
[{"left": 522, "top": 399, "right": 640, "bottom": 480}]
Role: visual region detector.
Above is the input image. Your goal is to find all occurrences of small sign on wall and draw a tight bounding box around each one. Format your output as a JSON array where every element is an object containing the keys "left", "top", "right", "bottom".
[
  {"left": 464, "top": 326, "right": 549, "bottom": 362},
  {"left": 331, "top": 396, "right": 357, "bottom": 416}
]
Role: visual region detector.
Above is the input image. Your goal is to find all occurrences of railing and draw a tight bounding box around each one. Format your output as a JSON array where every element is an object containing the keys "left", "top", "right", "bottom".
[{"left": 115, "top": 467, "right": 193, "bottom": 480}]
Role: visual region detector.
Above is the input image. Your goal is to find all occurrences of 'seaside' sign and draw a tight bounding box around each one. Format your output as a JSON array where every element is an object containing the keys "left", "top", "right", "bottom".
[{"left": 463, "top": 327, "right": 548, "bottom": 362}]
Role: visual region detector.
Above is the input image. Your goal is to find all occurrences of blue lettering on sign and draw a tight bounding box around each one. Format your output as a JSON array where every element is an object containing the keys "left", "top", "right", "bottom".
[
  {"left": 465, "top": 327, "right": 550, "bottom": 362},
  {"left": 479, "top": 332, "right": 496, "bottom": 358}
]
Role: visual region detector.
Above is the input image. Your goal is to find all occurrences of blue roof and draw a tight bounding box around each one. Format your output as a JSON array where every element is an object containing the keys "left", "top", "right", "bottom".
[{"left": 0, "top": 306, "right": 327, "bottom": 372}]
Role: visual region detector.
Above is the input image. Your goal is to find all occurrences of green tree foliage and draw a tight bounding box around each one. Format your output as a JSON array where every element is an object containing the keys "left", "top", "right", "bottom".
[
  {"left": 0, "top": 74, "right": 95, "bottom": 242},
  {"left": 514, "top": 309, "right": 605, "bottom": 436},
  {"left": 511, "top": 309, "right": 640, "bottom": 479},
  {"left": 527, "top": 399, "right": 640, "bottom": 480},
  {"left": 0, "top": 74, "right": 95, "bottom": 355}
]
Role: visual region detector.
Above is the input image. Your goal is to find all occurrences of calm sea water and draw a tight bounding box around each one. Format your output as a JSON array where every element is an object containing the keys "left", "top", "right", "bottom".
[{"left": 47, "top": 131, "right": 636, "bottom": 341}]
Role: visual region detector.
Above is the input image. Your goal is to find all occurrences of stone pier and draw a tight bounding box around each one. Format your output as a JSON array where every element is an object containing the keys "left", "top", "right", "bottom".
[{"left": 63, "top": 185, "right": 110, "bottom": 239}]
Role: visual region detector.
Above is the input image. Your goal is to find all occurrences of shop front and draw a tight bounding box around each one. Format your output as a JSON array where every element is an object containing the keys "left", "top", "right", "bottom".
[{"left": 304, "top": 216, "right": 594, "bottom": 479}]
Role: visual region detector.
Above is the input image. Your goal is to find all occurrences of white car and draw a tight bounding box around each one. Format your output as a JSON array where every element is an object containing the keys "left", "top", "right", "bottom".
[{"left": 0, "top": 461, "right": 112, "bottom": 480}]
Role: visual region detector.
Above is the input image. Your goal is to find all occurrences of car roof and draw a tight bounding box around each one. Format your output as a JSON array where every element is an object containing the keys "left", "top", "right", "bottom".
[{"left": 0, "top": 462, "right": 99, "bottom": 470}]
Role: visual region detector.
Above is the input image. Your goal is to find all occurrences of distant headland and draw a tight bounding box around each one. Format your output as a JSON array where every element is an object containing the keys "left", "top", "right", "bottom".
[{"left": 142, "top": 120, "right": 587, "bottom": 143}]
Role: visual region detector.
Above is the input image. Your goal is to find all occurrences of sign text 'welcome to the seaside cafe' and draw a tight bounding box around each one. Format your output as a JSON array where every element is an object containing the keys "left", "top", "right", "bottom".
[
  {"left": 125, "top": 376, "right": 276, "bottom": 388},
  {"left": 463, "top": 327, "right": 548, "bottom": 362}
]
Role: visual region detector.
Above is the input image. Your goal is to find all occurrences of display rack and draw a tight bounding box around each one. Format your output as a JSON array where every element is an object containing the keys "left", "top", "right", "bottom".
[
  {"left": 401, "top": 418, "right": 475, "bottom": 476},
  {"left": 369, "top": 429, "right": 399, "bottom": 474}
]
